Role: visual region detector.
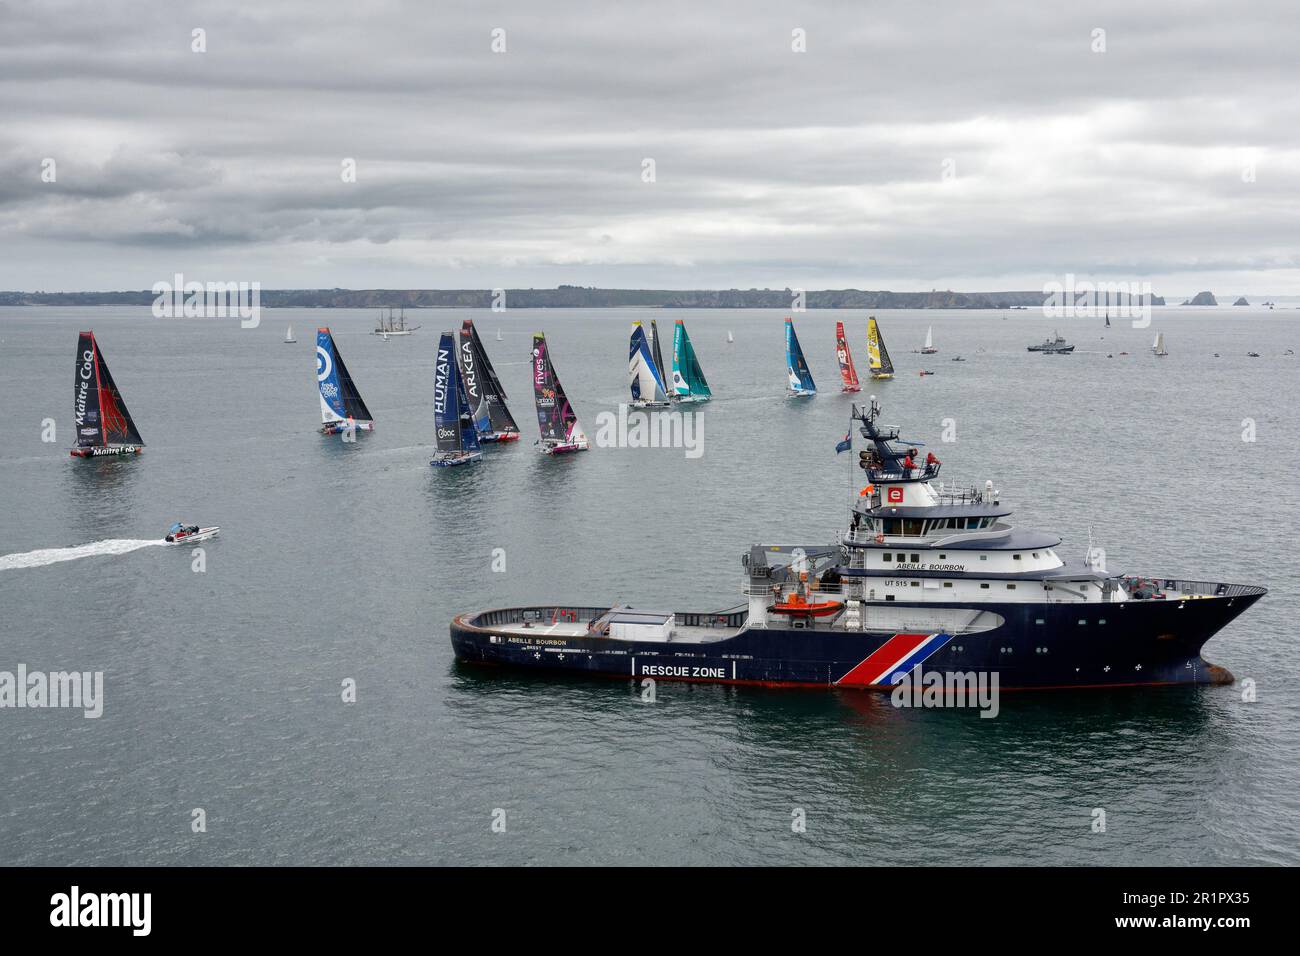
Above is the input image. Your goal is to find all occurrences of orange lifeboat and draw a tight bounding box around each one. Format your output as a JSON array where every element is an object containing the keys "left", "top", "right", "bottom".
[{"left": 769, "top": 592, "right": 844, "bottom": 618}]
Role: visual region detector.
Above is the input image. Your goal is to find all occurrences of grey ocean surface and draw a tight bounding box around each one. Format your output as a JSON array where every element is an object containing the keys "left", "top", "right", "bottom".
[{"left": 0, "top": 306, "right": 1296, "bottom": 866}]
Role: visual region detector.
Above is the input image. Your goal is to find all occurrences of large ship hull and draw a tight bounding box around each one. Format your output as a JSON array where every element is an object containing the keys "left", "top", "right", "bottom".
[{"left": 451, "top": 584, "right": 1264, "bottom": 691}]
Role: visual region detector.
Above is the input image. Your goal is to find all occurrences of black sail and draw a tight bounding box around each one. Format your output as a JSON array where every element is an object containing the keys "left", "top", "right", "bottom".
[
  {"left": 332, "top": 337, "right": 374, "bottom": 422},
  {"left": 74, "top": 331, "right": 143, "bottom": 448},
  {"left": 464, "top": 319, "right": 519, "bottom": 435},
  {"left": 650, "top": 319, "right": 667, "bottom": 386},
  {"left": 73, "top": 332, "right": 103, "bottom": 448}
]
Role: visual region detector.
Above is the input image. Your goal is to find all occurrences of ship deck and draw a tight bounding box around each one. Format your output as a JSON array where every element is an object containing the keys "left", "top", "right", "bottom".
[
  {"left": 460, "top": 605, "right": 748, "bottom": 645},
  {"left": 490, "top": 620, "right": 740, "bottom": 643}
]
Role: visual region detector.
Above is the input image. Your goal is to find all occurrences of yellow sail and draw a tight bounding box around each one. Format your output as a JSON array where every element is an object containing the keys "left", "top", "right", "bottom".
[{"left": 867, "top": 317, "right": 894, "bottom": 379}]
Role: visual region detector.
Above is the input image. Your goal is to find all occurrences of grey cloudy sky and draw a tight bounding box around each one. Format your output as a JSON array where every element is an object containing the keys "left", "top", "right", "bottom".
[{"left": 2, "top": 0, "right": 1297, "bottom": 294}]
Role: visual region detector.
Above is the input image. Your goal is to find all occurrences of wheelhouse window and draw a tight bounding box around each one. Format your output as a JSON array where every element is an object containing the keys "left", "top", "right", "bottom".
[{"left": 903, "top": 519, "right": 924, "bottom": 536}]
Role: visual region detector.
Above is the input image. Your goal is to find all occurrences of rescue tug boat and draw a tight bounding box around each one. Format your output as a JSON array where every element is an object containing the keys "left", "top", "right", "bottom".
[{"left": 450, "top": 399, "right": 1265, "bottom": 691}]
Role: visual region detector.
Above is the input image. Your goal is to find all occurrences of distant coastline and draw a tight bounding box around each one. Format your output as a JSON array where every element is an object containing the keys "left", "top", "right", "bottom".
[{"left": 0, "top": 286, "right": 1168, "bottom": 309}]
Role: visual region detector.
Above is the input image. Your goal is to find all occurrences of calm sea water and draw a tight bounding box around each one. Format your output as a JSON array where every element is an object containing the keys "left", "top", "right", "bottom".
[{"left": 0, "top": 306, "right": 1297, "bottom": 866}]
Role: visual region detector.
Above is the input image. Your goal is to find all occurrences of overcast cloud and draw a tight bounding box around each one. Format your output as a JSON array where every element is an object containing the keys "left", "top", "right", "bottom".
[{"left": 1, "top": 0, "right": 1297, "bottom": 294}]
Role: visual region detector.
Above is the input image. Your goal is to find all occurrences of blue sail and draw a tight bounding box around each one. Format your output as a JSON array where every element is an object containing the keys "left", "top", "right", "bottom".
[
  {"left": 434, "top": 331, "right": 468, "bottom": 453},
  {"left": 785, "top": 318, "right": 816, "bottom": 393},
  {"left": 316, "top": 328, "right": 347, "bottom": 422},
  {"left": 316, "top": 327, "right": 373, "bottom": 426},
  {"left": 628, "top": 322, "right": 668, "bottom": 403},
  {"left": 432, "top": 331, "right": 481, "bottom": 466}
]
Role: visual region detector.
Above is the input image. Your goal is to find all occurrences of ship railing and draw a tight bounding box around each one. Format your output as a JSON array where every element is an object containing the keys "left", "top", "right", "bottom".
[
  {"left": 929, "top": 487, "right": 989, "bottom": 506},
  {"left": 677, "top": 607, "right": 747, "bottom": 628},
  {"left": 468, "top": 605, "right": 609, "bottom": 628},
  {"left": 864, "top": 461, "right": 943, "bottom": 481},
  {"left": 842, "top": 529, "right": 884, "bottom": 545},
  {"left": 468, "top": 605, "right": 750, "bottom": 629},
  {"left": 1121, "top": 578, "right": 1266, "bottom": 600}
]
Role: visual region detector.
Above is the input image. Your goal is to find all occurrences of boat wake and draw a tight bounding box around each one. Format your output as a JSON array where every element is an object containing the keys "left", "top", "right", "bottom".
[{"left": 0, "top": 538, "right": 165, "bottom": 571}]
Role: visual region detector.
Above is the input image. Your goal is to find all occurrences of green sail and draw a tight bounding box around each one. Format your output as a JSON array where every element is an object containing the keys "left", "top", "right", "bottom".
[{"left": 671, "top": 320, "right": 712, "bottom": 401}]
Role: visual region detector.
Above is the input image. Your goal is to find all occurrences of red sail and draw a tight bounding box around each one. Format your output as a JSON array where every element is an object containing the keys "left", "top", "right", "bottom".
[{"left": 836, "top": 322, "right": 860, "bottom": 391}]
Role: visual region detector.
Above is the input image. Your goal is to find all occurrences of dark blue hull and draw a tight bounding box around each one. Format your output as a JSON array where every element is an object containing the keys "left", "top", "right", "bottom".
[{"left": 451, "top": 587, "right": 1264, "bottom": 690}]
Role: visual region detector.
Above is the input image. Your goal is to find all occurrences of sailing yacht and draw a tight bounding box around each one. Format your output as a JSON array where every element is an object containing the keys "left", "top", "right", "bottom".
[
  {"left": 316, "top": 328, "right": 375, "bottom": 435},
  {"left": 69, "top": 331, "right": 145, "bottom": 457},
  {"left": 284, "top": 324, "right": 296, "bottom": 344},
  {"left": 533, "top": 333, "right": 589, "bottom": 454},
  {"left": 727, "top": 330, "right": 735, "bottom": 344},
  {"left": 457, "top": 319, "right": 521, "bottom": 442},
  {"left": 1153, "top": 333, "right": 1169, "bottom": 357},
  {"left": 431, "top": 331, "right": 483, "bottom": 467},
  {"left": 835, "top": 321, "right": 861, "bottom": 392},
  {"left": 866, "top": 316, "right": 895, "bottom": 379},
  {"left": 785, "top": 318, "right": 816, "bottom": 396},
  {"left": 629, "top": 322, "right": 672, "bottom": 408},
  {"left": 920, "top": 326, "right": 937, "bottom": 354},
  {"left": 671, "top": 320, "right": 712, "bottom": 403}
]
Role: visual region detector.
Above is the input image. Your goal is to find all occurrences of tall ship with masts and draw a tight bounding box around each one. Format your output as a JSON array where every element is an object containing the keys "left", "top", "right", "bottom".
[
  {"left": 866, "top": 316, "right": 895, "bottom": 379},
  {"left": 70, "top": 331, "right": 145, "bottom": 457},
  {"left": 316, "top": 327, "right": 375, "bottom": 435},
  {"left": 373, "top": 306, "right": 421, "bottom": 338},
  {"left": 451, "top": 397, "right": 1265, "bottom": 691}
]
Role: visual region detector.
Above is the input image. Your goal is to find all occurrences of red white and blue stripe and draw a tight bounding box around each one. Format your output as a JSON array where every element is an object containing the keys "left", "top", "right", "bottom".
[{"left": 834, "top": 632, "right": 952, "bottom": 687}]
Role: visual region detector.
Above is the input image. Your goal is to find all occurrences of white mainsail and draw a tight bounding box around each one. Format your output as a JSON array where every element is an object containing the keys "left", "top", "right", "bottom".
[{"left": 628, "top": 323, "right": 668, "bottom": 404}]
